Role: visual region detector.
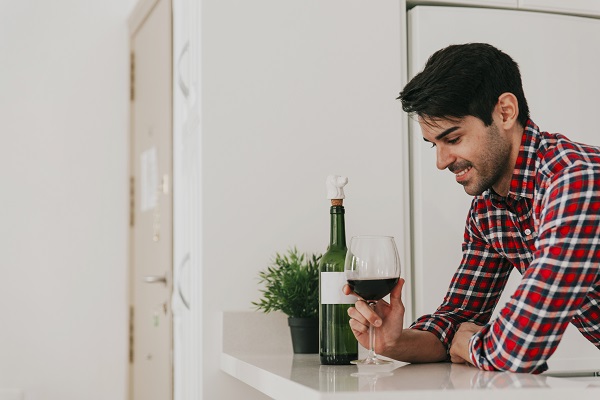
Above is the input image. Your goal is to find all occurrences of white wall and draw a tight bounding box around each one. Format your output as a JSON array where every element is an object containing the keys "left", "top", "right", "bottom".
[
  {"left": 0, "top": 1, "right": 135, "bottom": 399},
  {"left": 201, "top": 1, "right": 406, "bottom": 398},
  {"left": 0, "top": 1, "right": 406, "bottom": 399}
]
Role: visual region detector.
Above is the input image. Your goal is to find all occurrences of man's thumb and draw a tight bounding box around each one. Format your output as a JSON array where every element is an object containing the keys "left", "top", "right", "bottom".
[{"left": 389, "top": 278, "right": 405, "bottom": 306}]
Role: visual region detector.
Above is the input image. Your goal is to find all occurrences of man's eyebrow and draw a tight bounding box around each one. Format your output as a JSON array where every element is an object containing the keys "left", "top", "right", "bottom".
[
  {"left": 423, "top": 126, "right": 460, "bottom": 143},
  {"left": 436, "top": 126, "right": 460, "bottom": 140}
]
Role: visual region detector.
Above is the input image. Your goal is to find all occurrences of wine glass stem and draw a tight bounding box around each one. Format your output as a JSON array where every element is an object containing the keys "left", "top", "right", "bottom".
[{"left": 367, "top": 301, "right": 377, "bottom": 362}]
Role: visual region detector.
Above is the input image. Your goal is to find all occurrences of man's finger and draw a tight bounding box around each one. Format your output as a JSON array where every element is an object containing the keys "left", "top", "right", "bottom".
[
  {"left": 354, "top": 299, "right": 382, "bottom": 327},
  {"left": 348, "top": 317, "right": 368, "bottom": 334},
  {"left": 347, "top": 305, "right": 369, "bottom": 326}
]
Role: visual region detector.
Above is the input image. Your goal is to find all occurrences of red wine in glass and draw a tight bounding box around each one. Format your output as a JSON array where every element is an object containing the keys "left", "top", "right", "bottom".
[{"left": 347, "top": 278, "right": 399, "bottom": 301}]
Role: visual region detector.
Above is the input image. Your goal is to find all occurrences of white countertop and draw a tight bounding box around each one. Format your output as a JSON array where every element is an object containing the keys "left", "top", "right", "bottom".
[{"left": 221, "top": 312, "right": 600, "bottom": 399}]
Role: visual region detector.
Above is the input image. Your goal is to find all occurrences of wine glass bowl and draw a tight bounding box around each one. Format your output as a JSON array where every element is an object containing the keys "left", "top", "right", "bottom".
[{"left": 345, "top": 235, "right": 401, "bottom": 365}]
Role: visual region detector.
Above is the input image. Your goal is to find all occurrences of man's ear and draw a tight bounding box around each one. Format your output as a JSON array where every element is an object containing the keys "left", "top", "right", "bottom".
[{"left": 496, "top": 92, "right": 519, "bottom": 129}]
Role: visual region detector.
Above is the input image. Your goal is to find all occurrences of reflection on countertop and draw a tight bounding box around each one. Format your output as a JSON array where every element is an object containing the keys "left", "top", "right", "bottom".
[{"left": 233, "top": 353, "right": 599, "bottom": 393}]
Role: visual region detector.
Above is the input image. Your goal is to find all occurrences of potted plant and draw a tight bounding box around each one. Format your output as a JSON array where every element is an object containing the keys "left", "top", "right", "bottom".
[{"left": 252, "top": 248, "right": 321, "bottom": 354}]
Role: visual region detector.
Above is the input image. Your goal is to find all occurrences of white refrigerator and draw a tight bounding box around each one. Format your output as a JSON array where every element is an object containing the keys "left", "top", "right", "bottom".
[{"left": 407, "top": 5, "right": 600, "bottom": 372}]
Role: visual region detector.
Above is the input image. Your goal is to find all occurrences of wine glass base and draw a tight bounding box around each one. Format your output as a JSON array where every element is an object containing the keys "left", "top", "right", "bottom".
[{"left": 351, "top": 358, "right": 393, "bottom": 366}]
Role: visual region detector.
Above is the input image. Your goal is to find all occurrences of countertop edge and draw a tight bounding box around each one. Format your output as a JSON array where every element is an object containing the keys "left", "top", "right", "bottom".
[{"left": 221, "top": 352, "right": 323, "bottom": 400}]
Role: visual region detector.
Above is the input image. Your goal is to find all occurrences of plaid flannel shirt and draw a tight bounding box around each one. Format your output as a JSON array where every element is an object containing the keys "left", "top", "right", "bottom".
[{"left": 410, "top": 120, "right": 600, "bottom": 373}]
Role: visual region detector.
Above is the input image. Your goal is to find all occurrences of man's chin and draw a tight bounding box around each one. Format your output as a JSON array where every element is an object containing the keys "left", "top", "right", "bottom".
[{"left": 461, "top": 182, "right": 486, "bottom": 196}]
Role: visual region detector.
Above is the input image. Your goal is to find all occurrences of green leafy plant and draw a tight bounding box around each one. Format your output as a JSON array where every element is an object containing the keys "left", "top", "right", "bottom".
[{"left": 252, "top": 248, "right": 322, "bottom": 319}]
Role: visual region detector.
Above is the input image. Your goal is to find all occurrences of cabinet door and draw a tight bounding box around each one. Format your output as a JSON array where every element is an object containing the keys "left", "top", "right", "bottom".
[
  {"left": 408, "top": 5, "right": 600, "bottom": 370},
  {"left": 519, "top": 0, "right": 600, "bottom": 17},
  {"left": 407, "top": 0, "right": 517, "bottom": 7}
]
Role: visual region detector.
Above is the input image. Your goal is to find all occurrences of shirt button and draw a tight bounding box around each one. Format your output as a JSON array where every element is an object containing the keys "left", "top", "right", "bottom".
[{"left": 524, "top": 228, "right": 532, "bottom": 236}]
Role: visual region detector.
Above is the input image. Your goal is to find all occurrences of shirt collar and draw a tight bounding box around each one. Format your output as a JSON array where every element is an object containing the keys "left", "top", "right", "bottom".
[{"left": 507, "top": 119, "right": 539, "bottom": 200}]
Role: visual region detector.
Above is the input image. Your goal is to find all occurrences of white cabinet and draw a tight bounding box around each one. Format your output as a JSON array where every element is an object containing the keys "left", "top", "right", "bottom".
[
  {"left": 407, "top": 0, "right": 518, "bottom": 8},
  {"left": 519, "top": 0, "right": 600, "bottom": 17},
  {"left": 408, "top": 0, "right": 600, "bottom": 18},
  {"left": 407, "top": 5, "right": 600, "bottom": 371}
]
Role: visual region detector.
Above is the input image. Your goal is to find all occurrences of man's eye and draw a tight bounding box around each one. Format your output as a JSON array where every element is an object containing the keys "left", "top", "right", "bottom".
[
  {"left": 447, "top": 138, "right": 459, "bottom": 144},
  {"left": 429, "top": 143, "right": 436, "bottom": 148}
]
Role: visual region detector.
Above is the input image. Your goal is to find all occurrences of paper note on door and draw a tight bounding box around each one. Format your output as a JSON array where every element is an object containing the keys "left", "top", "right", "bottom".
[{"left": 140, "top": 147, "right": 158, "bottom": 212}]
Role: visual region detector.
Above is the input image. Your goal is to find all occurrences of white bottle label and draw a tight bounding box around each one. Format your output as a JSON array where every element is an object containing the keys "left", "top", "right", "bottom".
[{"left": 321, "top": 272, "right": 358, "bottom": 305}]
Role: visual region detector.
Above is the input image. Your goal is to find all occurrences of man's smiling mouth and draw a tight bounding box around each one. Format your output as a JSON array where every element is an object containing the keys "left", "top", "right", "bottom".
[{"left": 455, "top": 166, "right": 472, "bottom": 177}]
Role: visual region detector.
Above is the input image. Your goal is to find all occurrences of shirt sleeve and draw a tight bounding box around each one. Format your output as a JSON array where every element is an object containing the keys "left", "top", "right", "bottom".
[
  {"left": 410, "top": 197, "right": 513, "bottom": 352},
  {"left": 469, "top": 166, "right": 600, "bottom": 373}
]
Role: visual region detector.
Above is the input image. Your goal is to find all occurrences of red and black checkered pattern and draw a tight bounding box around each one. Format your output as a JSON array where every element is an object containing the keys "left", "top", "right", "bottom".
[{"left": 411, "top": 120, "right": 600, "bottom": 373}]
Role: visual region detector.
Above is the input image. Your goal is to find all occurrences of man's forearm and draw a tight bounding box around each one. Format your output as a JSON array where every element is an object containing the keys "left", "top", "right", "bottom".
[{"left": 383, "top": 328, "right": 448, "bottom": 363}]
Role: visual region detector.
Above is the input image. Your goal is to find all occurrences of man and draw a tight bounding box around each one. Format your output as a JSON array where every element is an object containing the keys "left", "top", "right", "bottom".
[{"left": 344, "top": 43, "right": 600, "bottom": 373}]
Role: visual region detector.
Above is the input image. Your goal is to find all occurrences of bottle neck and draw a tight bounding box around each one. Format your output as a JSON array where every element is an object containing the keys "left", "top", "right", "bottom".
[{"left": 329, "top": 206, "right": 346, "bottom": 249}]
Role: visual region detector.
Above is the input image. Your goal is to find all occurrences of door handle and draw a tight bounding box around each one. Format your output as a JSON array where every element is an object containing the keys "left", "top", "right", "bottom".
[
  {"left": 177, "top": 41, "right": 190, "bottom": 97},
  {"left": 177, "top": 253, "right": 190, "bottom": 310},
  {"left": 144, "top": 274, "right": 168, "bottom": 285}
]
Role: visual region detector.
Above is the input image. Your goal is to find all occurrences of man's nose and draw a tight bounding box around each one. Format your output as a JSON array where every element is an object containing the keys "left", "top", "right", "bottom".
[{"left": 436, "top": 145, "right": 455, "bottom": 170}]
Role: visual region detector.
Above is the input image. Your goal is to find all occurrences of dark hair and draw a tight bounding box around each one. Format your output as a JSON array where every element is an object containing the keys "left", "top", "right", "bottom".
[{"left": 398, "top": 43, "right": 529, "bottom": 127}]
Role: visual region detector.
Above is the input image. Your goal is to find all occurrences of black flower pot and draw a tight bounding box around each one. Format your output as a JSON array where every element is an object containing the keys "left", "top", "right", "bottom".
[{"left": 288, "top": 317, "right": 319, "bottom": 354}]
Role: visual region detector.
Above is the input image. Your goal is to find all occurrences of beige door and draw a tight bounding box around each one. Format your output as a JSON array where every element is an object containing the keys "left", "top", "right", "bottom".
[{"left": 129, "top": 0, "right": 173, "bottom": 399}]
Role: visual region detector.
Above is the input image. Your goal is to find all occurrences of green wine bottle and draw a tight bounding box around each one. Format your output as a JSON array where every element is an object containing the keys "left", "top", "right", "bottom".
[{"left": 319, "top": 176, "right": 358, "bottom": 365}]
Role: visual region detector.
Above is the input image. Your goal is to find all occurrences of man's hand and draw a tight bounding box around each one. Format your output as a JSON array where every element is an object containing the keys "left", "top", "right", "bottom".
[
  {"left": 449, "top": 322, "right": 483, "bottom": 365},
  {"left": 342, "top": 278, "right": 406, "bottom": 357}
]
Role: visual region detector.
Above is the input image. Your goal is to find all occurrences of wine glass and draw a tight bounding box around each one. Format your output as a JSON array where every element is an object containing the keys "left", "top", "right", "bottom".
[{"left": 345, "top": 235, "right": 401, "bottom": 365}]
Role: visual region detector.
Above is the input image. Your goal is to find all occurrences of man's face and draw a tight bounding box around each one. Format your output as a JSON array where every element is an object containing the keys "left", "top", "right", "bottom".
[{"left": 419, "top": 115, "right": 514, "bottom": 196}]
